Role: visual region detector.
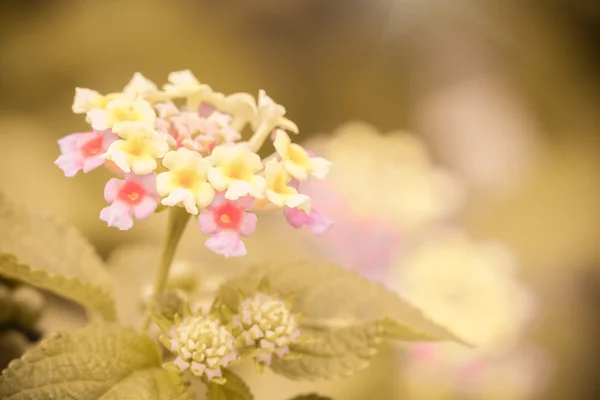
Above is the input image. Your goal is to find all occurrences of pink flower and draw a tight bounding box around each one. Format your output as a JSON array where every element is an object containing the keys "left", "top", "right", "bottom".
[
  {"left": 283, "top": 178, "right": 334, "bottom": 236},
  {"left": 100, "top": 173, "right": 159, "bottom": 230},
  {"left": 197, "top": 102, "right": 215, "bottom": 117},
  {"left": 55, "top": 130, "right": 117, "bottom": 177},
  {"left": 198, "top": 192, "right": 257, "bottom": 258},
  {"left": 291, "top": 178, "right": 401, "bottom": 285},
  {"left": 284, "top": 207, "right": 333, "bottom": 236}
]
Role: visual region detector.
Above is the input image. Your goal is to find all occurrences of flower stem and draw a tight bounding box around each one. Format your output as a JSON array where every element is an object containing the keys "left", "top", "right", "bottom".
[
  {"left": 248, "top": 124, "right": 271, "bottom": 153},
  {"left": 143, "top": 206, "right": 191, "bottom": 330}
]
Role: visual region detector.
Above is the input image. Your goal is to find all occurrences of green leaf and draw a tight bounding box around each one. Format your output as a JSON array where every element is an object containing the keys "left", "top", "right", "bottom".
[
  {"left": 206, "top": 369, "right": 253, "bottom": 400},
  {"left": 219, "top": 260, "right": 463, "bottom": 380},
  {"left": 273, "top": 322, "right": 382, "bottom": 380},
  {"left": 288, "top": 394, "right": 333, "bottom": 400},
  {"left": 0, "top": 192, "right": 115, "bottom": 320},
  {"left": 0, "top": 323, "right": 194, "bottom": 400}
]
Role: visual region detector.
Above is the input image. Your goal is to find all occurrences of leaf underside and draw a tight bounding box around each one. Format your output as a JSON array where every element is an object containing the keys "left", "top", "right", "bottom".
[{"left": 0, "top": 193, "right": 115, "bottom": 320}]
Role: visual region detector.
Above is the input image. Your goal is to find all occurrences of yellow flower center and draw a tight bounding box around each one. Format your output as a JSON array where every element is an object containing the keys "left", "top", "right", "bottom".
[
  {"left": 288, "top": 144, "right": 310, "bottom": 165},
  {"left": 123, "top": 138, "right": 147, "bottom": 157},
  {"left": 175, "top": 170, "right": 198, "bottom": 189},
  {"left": 220, "top": 214, "right": 231, "bottom": 224},
  {"left": 113, "top": 105, "right": 141, "bottom": 123},
  {"left": 226, "top": 160, "right": 251, "bottom": 181}
]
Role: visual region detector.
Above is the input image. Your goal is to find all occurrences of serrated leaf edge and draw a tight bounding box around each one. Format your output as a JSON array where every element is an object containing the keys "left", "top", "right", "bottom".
[{"left": 0, "top": 253, "right": 116, "bottom": 320}]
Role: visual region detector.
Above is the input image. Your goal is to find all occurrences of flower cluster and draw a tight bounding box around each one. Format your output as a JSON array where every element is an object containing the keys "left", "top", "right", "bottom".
[
  {"left": 159, "top": 308, "right": 238, "bottom": 384},
  {"left": 230, "top": 290, "right": 301, "bottom": 368},
  {"left": 155, "top": 281, "right": 302, "bottom": 383},
  {"left": 55, "top": 71, "right": 333, "bottom": 257}
]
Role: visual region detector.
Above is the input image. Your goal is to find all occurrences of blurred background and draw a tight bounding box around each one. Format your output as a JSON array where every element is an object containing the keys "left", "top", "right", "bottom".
[{"left": 0, "top": 0, "right": 599, "bottom": 399}]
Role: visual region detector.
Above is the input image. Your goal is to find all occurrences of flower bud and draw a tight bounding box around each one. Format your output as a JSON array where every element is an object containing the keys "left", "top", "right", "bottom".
[
  {"left": 159, "top": 309, "right": 238, "bottom": 384},
  {"left": 232, "top": 290, "right": 300, "bottom": 366}
]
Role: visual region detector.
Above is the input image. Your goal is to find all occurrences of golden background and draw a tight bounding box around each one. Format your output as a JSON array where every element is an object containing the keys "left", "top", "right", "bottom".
[{"left": 0, "top": 0, "right": 599, "bottom": 399}]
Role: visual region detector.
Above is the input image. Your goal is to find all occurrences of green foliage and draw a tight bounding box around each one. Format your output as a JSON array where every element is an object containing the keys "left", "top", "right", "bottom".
[
  {"left": 0, "top": 193, "right": 115, "bottom": 320},
  {"left": 219, "top": 260, "right": 463, "bottom": 380},
  {"left": 271, "top": 321, "right": 382, "bottom": 380},
  {"left": 206, "top": 369, "right": 253, "bottom": 400},
  {"left": 0, "top": 323, "right": 194, "bottom": 400}
]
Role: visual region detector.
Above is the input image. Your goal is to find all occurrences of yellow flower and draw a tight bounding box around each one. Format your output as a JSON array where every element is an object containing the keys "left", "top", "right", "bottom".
[
  {"left": 86, "top": 96, "right": 157, "bottom": 133},
  {"left": 208, "top": 144, "right": 266, "bottom": 200},
  {"left": 264, "top": 159, "right": 310, "bottom": 211},
  {"left": 101, "top": 123, "right": 169, "bottom": 175},
  {"left": 156, "top": 149, "right": 215, "bottom": 215},
  {"left": 273, "top": 130, "right": 331, "bottom": 181},
  {"left": 303, "top": 122, "right": 465, "bottom": 234},
  {"left": 391, "top": 229, "right": 533, "bottom": 348}
]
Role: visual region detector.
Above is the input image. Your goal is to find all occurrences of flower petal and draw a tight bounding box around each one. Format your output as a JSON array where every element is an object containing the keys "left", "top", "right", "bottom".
[
  {"left": 198, "top": 210, "right": 217, "bottom": 235},
  {"left": 99, "top": 202, "right": 134, "bottom": 230},
  {"left": 238, "top": 212, "right": 257, "bottom": 237},
  {"left": 283, "top": 207, "right": 310, "bottom": 229},
  {"left": 306, "top": 209, "right": 334, "bottom": 236},
  {"left": 104, "top": 178, "right": 125, "bottom": 203},
  {"left": 205, "top": 231, "right": 246, "bottom": 258},
  {"left": 132, "top": 196, "right": 158, "bottom": 220}
]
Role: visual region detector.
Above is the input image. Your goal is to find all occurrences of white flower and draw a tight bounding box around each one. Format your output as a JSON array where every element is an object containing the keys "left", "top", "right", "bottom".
[
  {"left": 253, "top": 90, "right": 298, "bottom": 133},
  {"left": 208, "top": 144, "right": 266, "bottom": 200},
  {"left": 273, "top": 130, "right": 331, "bottom": 180},
  {"left": 86, "top": 96, "right": 156, "bottom": 133},
  {"left": 72, "top": 88, "right": 105, "bottom": 114},
  {"left": 122, "top": 72, "right": 168, "bottom": 103},
  {"left": 156, "top": 149, "right": 215, "bottom": 214},
  {"left": 101, "top": 123, "right": 169, "bottom": 174},
  {"left": 264, "top": 159, "right": 311, "bottom": 210}
]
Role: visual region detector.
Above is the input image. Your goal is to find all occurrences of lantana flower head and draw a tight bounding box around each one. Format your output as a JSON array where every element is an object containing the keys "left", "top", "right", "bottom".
[
  {"left": 156, "top": 307, "right": 238, "bottom": 384},
  {"left": 56, "top": 70, "right": 333, "bottom": 258},
  {"left": 224, "top": 280, "right": 302, "bottom": 369}
]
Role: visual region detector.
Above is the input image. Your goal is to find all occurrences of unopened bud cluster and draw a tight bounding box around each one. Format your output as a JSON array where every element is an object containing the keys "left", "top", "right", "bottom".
[
  {"left": 155, "top": 282, "right": 302, "bottom": 383},
  {"left": 159, "top": 310, "right": 238, "bottom": 384},
  {"left": 231, "top": 291, "right": 301, "bottom": 366}
]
